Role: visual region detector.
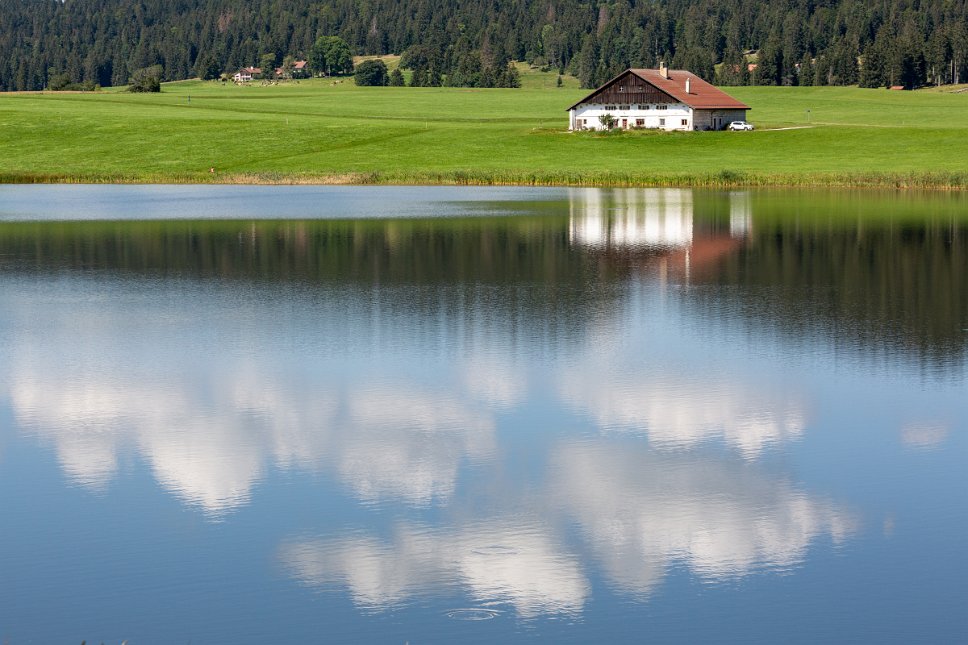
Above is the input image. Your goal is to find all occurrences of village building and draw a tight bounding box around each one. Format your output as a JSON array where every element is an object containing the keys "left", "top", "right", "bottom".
[
  {"left": 273, "top": 60, "right": 310, "bottom": 79},
  {"left": 567, "top": 63, "right": 749, "bottom": 132},
  {"left": 232, "top": 67, "right": 261, "bottom": 83}
]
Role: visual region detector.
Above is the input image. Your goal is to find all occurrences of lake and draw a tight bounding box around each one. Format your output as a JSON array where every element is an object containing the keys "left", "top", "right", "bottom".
[{"left": 0, "top": 185, "right": 965, "bottom": 643}]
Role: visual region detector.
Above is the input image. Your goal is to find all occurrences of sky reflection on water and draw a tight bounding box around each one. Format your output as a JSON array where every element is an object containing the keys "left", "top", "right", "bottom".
[{"left": 0, "top": 186, "right": 965, "bottom": 643}]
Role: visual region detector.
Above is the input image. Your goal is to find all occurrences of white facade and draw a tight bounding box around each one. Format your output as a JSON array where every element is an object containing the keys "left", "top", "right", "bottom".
[
  {"left": 233, "top": 67, "right": 262, "bottom": 83},
  {"left": 567, "top": 188, "right": 754, "bottom": 250},
  {"left": 568, "top": 188, "right": 695, "bottom": 248},
  {"left": 569, "top": 103, "right": 695, "bottom": 132},
  {"left": 565, "top": 68, "right": 750, "bottom": 132}
]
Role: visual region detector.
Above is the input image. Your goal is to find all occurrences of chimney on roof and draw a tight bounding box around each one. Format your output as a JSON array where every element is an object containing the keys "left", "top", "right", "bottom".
[
  {"left": 686, "top": 77, "right": 691, "bottom": 94},
  {"left": 659, "top": 61, "right": 669, "bottom": 79}
]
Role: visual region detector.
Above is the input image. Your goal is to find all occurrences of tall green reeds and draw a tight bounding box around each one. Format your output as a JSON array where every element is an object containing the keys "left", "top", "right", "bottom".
[{"left": 3, "top": 169, "right": 964, "bottom": 190}]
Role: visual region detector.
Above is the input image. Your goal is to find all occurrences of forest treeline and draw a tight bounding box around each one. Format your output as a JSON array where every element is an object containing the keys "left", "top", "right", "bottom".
[{"left": 0, "top": 0, "right": 966, "bottom": 91}]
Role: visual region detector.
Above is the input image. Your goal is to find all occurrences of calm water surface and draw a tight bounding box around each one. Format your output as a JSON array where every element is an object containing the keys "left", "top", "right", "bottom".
[{"left": 0, "top": 186, "right": 965, "bottom": 643}]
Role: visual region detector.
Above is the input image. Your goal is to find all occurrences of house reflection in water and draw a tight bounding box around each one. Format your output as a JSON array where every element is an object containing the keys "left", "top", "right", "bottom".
[{"left": 568, "top": 188, "right": 750, "bottom": 279}]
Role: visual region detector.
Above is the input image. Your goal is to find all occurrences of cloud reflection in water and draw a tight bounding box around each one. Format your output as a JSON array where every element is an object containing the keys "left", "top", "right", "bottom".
[
  {"left": 550, "top": 441, "right": 856, "bottom": 596},
  {"left": 559, "top": 371, "right": 807, "bottom": 457},
  {"left": 340, "top": 386, "right": 495, "bottom": 506},
  {"left": 279, "top": 521, "right": 588, "bottom": 617},
  {"left": 10, "top": 370, "right": 499, "bottom": 513},
  {"left": 278, "top": 439, "right": 856, "bottom": 614}
]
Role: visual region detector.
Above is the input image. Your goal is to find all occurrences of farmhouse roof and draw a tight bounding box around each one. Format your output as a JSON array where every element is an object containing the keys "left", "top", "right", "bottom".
[
  {"left": 293, "top": 60, "right": 308, "bottom": 69},
  {"left": 567, "top": 68, "right": 749, "bottom": 111}
]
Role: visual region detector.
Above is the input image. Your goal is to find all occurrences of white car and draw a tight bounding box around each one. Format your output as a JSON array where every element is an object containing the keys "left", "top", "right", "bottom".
[{"left": 727, "top": 121, "right": 754, "bottom": 131}]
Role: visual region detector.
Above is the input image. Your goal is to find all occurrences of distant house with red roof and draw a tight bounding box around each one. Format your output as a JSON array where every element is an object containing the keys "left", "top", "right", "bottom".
[
  {"left": 273, "top": 60, "right": 310, "bottom": 79},
  {"left": 567, "top": 63, "right": 750, "bottom": 132}
]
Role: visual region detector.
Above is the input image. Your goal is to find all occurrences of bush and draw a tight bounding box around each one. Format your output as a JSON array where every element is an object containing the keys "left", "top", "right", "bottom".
[
  {"left": 129, "top": 65, "right": 162, "bottom": 92},
  {"left": 47, "top": 72, "right": 97, "bottom": 91},
  {"left": 355, "top": 59, "right": 388, "bottom": 86}
]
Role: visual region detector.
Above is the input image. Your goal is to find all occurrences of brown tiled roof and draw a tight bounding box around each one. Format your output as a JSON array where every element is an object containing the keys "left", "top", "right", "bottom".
[
  {"left": 568, "top": 68, "right": 749, "bottom": 111},
  {"left": 293, "top": 60, "right": 308, "bottom": 69}
]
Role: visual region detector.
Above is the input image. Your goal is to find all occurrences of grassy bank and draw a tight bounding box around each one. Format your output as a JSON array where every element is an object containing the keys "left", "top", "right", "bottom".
[
  {"left": 3, "top": 169, "right": 966, "bottom": 190},
  {"left": 1, "top": 70, "right": 967, "bottom": 189}
]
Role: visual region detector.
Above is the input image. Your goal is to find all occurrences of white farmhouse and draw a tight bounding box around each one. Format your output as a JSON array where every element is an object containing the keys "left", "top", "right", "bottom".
[
  {"left": 232, "top": 67, "right": 262, "bottom": 83},
  {"left": 568, "top": 63, "right": 749, "bottom": 132}
]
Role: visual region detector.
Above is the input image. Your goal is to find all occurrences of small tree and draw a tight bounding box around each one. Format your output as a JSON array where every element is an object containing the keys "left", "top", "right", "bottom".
[
  {"left": 311, "top": 36, "right": 353, "bottom": 76},
  {"left": 47, "top": 72, "right": 73, "bottom": 91},
  {"left": 798, "top": 54, "right": 815, "bottom": 87},
  {"left": 598, "top": 113, "right": 616, "bottom": 130},
  {"left": 309, "top": 39, "right": 327, "bottom": 76},
  {"left": 388, "top": 67, "right": 405, "bottom": 86},
  {"left": 259, "top": 53, "right": 277, "bottom": 79},
  {"left": 355, "top": 59, "right": 388, "bottom": 86},
  {"left": 280, "top": 55, "right": 296, "bottom": 80},
  {"left": 128, "top": 65, "right": 162, "bottom": 92},
  {"left": 410, "top": 67, "right": 428, "bottom": 87},
  {"left": 399, "top": 44, "right": 434, "bottom": 72},
  {"left": 505, "top": 62, "right": 521, "bottom": 88}
]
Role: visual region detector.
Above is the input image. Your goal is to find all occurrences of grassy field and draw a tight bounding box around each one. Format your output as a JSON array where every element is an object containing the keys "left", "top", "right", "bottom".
[{"left": 1, "top": 66, "right": 967, "bottom": 188}]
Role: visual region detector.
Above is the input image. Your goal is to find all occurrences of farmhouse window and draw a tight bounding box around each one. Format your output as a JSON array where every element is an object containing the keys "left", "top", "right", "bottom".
[
  {"left": 681, "top": 119, "right": 688, "bottom": 126},
  {"left": 618, "top": 85, "right": 624, "bottom": 92},
  {"left": 605, "top": 105, "right": 617, "bottom": 110},
  {"left": 659, "top": 118, "right": 666, "bottom": 126},
  {"left": 619, "top": 105, "right": 630, "bottom": 110},
  {"left": 635, "top": 119, "right": 644, "bottom": 127},
  {"left": 657, "top": 105, "right": 668, "bottom": 110}
]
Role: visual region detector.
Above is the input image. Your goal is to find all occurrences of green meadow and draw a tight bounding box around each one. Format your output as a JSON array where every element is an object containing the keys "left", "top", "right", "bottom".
[{"left": 1, "top": 67, "right": 967, "bottom": 188}]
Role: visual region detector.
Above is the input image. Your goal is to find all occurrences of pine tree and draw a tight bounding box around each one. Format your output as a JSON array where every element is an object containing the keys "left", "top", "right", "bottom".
[
  {"left": 798, "top": 53, "right": 815, "bottom": 87},
  {"left": 575, "top": 34, "right": 599, "bottom": 89},
  {"left": 859, "top": 42, "right": 886, "bottom": 88},
  {"left": 410, "top": 67, "right": 427, "bottom": 87},
  {"left": 755, "top": 35, "right": 782, "bottom": 86}
]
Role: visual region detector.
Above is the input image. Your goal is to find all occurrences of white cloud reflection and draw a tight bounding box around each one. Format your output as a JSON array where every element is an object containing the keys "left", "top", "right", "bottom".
[
  {"left": 9, "top": 371, "right": 500, "bottom": 514},
  {"left": 278, "top": 439, "right": 856, "bottom": 615},
  {"left": 339, "top": 387, "right": 495, "bottom": 505},
  {"left": 279, "top": 521, "right": 588, "bottom": 617},
  {"left": 559, "top": 372, "right": 807, "bottom": 457},
  {"left": 900, "top": 421, "right": 950, "bottom": 450},
  {"left": 550, "top": 441, "right": 857, "bottom": 597},
  {"left": 10, "top": 372, "right": 336, "bottom": 513}
]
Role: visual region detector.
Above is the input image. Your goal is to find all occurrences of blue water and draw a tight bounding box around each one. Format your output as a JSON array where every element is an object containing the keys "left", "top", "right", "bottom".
[{"left": 0, "top": 186, "right": 965, "bottom": 643}]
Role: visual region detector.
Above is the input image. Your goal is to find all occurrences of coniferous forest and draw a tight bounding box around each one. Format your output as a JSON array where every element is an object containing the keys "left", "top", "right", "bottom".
[{"left": 0, "top": 0, "right": 966, "bottom": 91}]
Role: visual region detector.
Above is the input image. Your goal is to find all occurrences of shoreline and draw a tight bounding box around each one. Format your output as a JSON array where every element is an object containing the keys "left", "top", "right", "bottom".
[{"left": 2, "top": 170, "right": 967, "bottom": 191}]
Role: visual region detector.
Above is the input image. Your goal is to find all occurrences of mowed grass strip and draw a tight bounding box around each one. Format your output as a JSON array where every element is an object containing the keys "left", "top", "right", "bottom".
[{"left": 1, "top": 74, "right": 967, "bottom": 188}]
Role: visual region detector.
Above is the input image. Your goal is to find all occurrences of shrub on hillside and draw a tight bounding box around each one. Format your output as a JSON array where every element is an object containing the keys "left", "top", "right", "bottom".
[
  {"left": 355, "top": 59, "right": 388, "bottom": 86},
  {"left": 47, "top": 72, "right": 97, "bottom": 91},
  {"left": 128, "top": 65, "right": 163, "bottom": 92}
]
